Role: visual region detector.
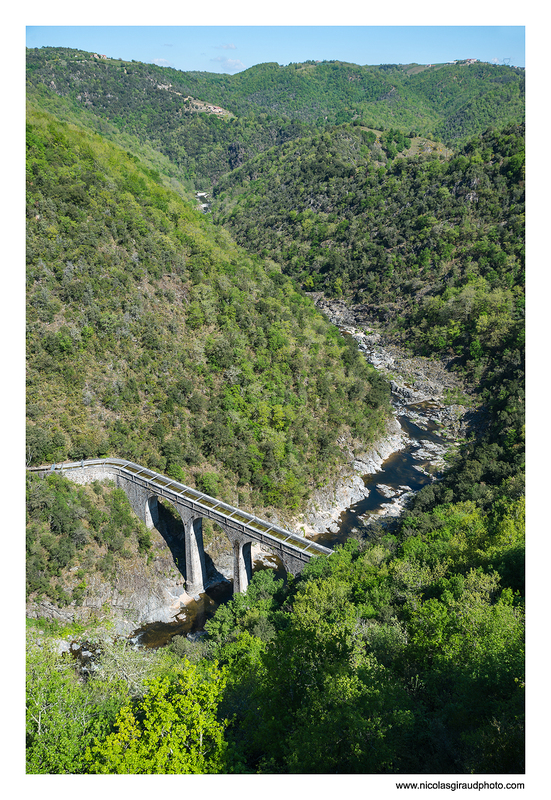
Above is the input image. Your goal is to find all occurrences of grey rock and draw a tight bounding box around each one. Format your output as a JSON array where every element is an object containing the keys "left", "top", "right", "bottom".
[{"left": 376, "top": 484, "right": 397, "bottom": 498}]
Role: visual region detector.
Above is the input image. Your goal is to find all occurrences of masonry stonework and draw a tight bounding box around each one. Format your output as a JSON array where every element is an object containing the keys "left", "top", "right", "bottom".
[{"left": 29, "top": 459, "right": 332, "bottom": 597}]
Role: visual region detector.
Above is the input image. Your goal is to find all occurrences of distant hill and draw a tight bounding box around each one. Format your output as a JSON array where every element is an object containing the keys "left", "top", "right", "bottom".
[
  {"left": 25, "top": 44, "right": 525, "bottom": 519},
  {"left": 26, "top": 47, "right": 524, "bottom": 187}
]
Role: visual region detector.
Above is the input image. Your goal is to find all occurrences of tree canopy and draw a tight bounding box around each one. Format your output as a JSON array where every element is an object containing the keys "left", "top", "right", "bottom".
[{"left": 26, "top": 46, "right": 524, "bottom": 775}]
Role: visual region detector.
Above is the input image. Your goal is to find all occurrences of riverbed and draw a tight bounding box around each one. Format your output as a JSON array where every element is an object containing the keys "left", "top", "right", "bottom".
[
  {"left": 313, "top": 411, "right": 447, "bottom": 548},
  {"left": 290, "top": 297, "right": 481, "bottom": 549},
  {"left": 129, "top": 304, "right": 481, "bottom": 648}
]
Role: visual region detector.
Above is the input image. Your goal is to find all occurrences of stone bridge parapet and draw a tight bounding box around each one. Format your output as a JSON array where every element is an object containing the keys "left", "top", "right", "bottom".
[{"left": 28, "top": 458, "right": 332, "bottom": 595}]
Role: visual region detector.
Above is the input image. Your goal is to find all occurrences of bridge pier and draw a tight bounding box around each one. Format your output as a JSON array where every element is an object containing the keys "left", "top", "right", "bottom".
[
  {"left": 233, "top": 539, "right": 253, "bottom": 594},
  {"left": 183, "top": 516, "right": 206, "bottom": 596},
  {"left": 143, "top": 495, "right": 206, "bottom": 596},
  {"left": 144, "top": 496, "right": 159, "bottom": 530}
]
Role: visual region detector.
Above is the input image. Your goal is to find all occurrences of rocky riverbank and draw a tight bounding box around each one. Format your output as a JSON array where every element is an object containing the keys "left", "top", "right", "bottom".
[
  {"left": 26, "top": 297, "right": 486, "bottom": 638},
  {"left": 287, "top": 297, "right": 486, "bottom": 538},
  {"left": 26, "top": 527, "right": 193, "bottom": 636},
  {"left": 291, "top": 416, "right": 408, "bottom": 536}
]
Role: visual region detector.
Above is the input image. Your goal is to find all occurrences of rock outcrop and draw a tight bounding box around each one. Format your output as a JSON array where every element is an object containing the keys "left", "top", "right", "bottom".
[
  {"left": 289, "top": 297, "right": 487, "bottom": 537},
  {"left": 294, "top": 416, "right": 407, "bottom": 536}
]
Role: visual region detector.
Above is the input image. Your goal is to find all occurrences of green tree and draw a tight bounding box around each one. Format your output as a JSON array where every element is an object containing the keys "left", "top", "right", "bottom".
[
  {"left": 86, "top": 660, "right": 229, "bottom": 774},
  {"left": 284, "top": 657, "right": 413, "bottom": 773},
  {"left": 26, "top": 641, "right": 125, "bottom": 774}
]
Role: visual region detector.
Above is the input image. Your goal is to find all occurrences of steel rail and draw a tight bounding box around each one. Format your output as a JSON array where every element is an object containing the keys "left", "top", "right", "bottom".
[{"left": 27, "top": 458, "right": 333, "bottom": 559}]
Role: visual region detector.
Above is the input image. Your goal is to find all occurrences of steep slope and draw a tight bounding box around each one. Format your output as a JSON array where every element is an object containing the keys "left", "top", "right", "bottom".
[
  {"left": 212, "top": 122, "right": 525, "bottom": 512},
  {"left": 26, "top": 104, "right": 391, "bottom": 513},
  {"left": 26, "top": 48, "right": 524, "bottom": 187}
]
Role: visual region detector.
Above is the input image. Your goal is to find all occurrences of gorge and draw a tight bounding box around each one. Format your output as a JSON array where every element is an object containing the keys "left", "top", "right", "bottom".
[
  {"left": 25, "top": 45, "right": 525, "bottom": 775},
  {"left": 27, "top": 297, "right": 485, "bottom": 646}
]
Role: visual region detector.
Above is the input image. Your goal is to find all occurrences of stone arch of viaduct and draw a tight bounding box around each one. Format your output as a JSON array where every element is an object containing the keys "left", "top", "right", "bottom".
[{"left": 28, "top": 458, "right": 332, "bottom": 595}]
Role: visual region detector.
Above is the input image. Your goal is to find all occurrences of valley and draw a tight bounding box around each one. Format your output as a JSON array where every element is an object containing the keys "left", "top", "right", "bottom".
[{"left": 25, "top": 45, "right": 525, "bottom": 776}]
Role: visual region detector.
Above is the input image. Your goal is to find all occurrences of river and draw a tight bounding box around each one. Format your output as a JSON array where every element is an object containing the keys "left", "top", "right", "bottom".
[
  {"left": 131, "top": 306, "right": 476, "bottom": 648},
  {"left": 313, "top": 411, "right": 447, "bottom": 549}
]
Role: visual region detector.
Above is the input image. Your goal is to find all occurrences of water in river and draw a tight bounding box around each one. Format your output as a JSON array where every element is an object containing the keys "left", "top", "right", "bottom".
[
  {"left": 313, "top": 411, "right": 447, "bottom": 549},
  {"left": 131, "top": 553, "right": 288, "bottom": 649},
  {"left": 130, "top": 582, "right": 232, "bottom": 648},
  {"left": 131, "top": 335, "right": 452, "bottom": 648}
]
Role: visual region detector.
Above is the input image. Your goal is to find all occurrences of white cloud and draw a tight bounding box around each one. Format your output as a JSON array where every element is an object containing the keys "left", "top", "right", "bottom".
[
  {"left": 210, "top": 56, "right": 246, "bottom": 71},
  {"left": 215, "top": 43, "right": 237, "bottom": 50},
  {"left": 153, "top": 58, "right": 174, "bottom": 67}
]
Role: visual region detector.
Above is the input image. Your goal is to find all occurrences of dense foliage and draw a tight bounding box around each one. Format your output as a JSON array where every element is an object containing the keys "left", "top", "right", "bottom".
[
  {"left": 213, "top": 123, "right": 525, "bottom": 511},
  {"left": 203, "top": 506, "right": 524, "bottom": 774},
  {"left": 26, "top": 48, "right": 524, "bottom": 775},
  {"left": 27, "top": 48, "right": 524, "bottom": 186},
  {"left": 85, "top": 660, "right": 229, "bottom": 773},
  {"left": 213, "top": 123, "right": 525, "bottom": 357},
  {"left": 26, "top": 634, "right": 127, "bottom": 774},
  {"left": 26, "top": 48, "right": 316, "bottom": 187}
]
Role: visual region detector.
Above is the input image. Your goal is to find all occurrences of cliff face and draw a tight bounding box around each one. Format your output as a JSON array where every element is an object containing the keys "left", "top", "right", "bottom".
[
  {"left": 26, "top": 484, "right": 241, "bottom": 636},
  {"left": 26, "top": 522, "right": 189, "bottom": 635}
]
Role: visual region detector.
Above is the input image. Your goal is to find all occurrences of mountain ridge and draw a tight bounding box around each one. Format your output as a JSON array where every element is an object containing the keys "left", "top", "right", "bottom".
[{"left": 27, "top": 47, "right": 524, "bottom": 187}]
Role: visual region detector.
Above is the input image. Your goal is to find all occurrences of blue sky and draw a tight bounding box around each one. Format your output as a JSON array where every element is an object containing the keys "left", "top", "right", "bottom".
[{"left": 26, "top": 25, "right": 525, "bottom": 73}]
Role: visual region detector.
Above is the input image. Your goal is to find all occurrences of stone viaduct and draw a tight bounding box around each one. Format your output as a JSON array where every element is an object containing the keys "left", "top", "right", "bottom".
[{"left": 28, "top": 458, "right": 332, "bottom": 595}]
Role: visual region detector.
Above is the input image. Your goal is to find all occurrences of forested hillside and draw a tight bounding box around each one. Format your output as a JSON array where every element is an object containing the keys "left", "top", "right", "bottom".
[
  {"left": 26, "top": 47, "right": 524, "bottom": 186},
  {"left": 26, "top": 104, "right": 391, "bottom": 512},
  {"left": 213, "top": 123, "right": 524, "bottom": 326},
  {"left": 26, "top": 48, "right": 525, "bottom": 776},
  {"left": 212, "top": 122, "right": 525, "bottom": 513}
]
